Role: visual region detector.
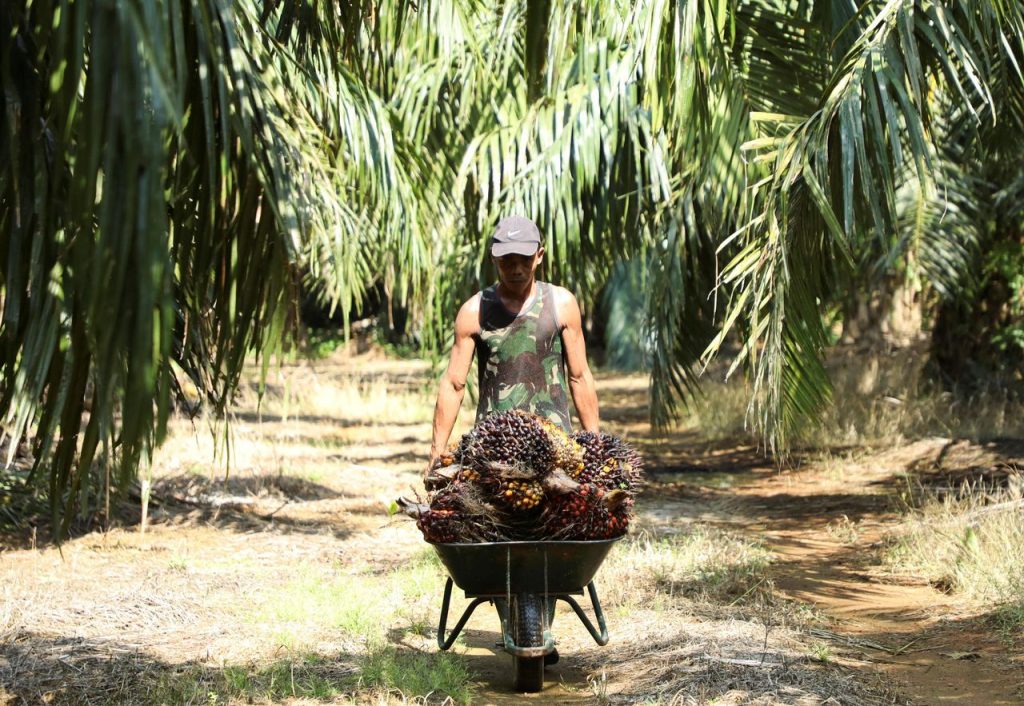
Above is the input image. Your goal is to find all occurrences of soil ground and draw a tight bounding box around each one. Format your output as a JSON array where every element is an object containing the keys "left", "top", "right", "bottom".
[
  {"left": 1, "top": 353, "right": 1022, "bottom": 704},
  {"left": 718, "top": 442, "right": 1024, "bottom": 705}
]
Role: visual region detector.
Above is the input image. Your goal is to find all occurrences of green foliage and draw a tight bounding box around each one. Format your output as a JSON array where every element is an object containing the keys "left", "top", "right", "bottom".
[
  {"left": 144, "top": 649, "right": 474, "bottom": 705},
  {"left": 985, "top": 240, "right": 1024, "bottom": 355},
  {"left": 359, "top": 646, "right": 475, "bottom": 705},
  {"left": 303, "top": 331, "right": 350, "bottom": 361},
  {"left": 602, "top": 260, "right": 652, "bottom": 372},
  {"left": 0, "top": 0, "right": 434, "bottom": 537},
  {"left": 994, "top": 600, "right": 1024, "bottom": 643},
  {"left": 5, "top": 0, "right": 1024, "bottom": 533},
  {"left": 145, "top": 657, "right": 343, "bottom": 704}
]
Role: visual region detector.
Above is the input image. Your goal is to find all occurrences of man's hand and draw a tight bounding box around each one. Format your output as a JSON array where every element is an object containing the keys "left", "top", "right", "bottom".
[
  {"left": 423, "top": 455, "right": 440, "bottom": 484},
  {"left": 423, "top": 455, "right": 460, "bottom": 490}
]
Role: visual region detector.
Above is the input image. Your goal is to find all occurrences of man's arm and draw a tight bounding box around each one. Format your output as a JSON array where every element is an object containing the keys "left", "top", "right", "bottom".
[
  {"left": 427, "top": 295, "right": 480, "bottom": 471},
  {"left": 556, "top": 287, "right": 599, "bottom": 433}
]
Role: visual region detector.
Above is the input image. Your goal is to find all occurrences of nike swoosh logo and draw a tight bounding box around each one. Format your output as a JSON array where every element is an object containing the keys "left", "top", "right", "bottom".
[{"left": 507, "top": 229, "right": 521, "bottom": 237}]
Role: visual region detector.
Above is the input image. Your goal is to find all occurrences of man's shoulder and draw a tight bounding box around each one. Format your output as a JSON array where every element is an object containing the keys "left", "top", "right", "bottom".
[
  {"left": 454, "top": 293, "right": 483, "bottom": 336},
  {"left": 458, "top": 291, "right": 483, "bottom": 315},
  {"left": 545, "top": 283, "right": 578, "bottom": 308}
]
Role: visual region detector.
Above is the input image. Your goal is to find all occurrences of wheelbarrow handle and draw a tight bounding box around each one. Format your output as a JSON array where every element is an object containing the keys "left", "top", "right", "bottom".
[{"left": 437, "top": 577, "right": 489, "bottom": 651}]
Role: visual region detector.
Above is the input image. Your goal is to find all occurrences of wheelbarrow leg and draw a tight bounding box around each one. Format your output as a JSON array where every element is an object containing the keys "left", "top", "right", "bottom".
[
  {"left": 558, "top": 581, "right": 610, "bottom": 646},
  {"left": 437, "top": 577, "right": 489, "bottom": 651}
]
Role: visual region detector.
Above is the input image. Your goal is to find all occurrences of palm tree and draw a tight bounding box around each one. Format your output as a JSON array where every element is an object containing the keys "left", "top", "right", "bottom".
[
  {"left": 707, "top": 1, "right": 1024, "bottom": 446},
  {"left": 3, "top": 0, "right": 1023, "bottom": 534},
  {"left": 0, "top": 0, "right": 436, "bottom": 535},
  {"left": 442, "top": 0, "right": 1024, "bottom": 445}
]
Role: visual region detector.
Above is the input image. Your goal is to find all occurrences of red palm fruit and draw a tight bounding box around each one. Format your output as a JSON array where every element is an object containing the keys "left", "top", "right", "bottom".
[{"left": 542, "top": 482, "right": 631, "bottom": 540}]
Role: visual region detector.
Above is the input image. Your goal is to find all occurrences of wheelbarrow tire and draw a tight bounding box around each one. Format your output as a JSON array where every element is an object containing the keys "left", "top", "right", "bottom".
[
  {"left": 513, "top": 655, "right": 544, "bottom": 693},
  {"left": 511, "top": 594, "right": 545, "bottom": 692}
]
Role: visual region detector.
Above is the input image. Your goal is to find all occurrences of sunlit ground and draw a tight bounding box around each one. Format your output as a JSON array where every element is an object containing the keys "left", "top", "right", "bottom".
[{"left": 2, "top": 348, "right": 1022, "bottom": 704}]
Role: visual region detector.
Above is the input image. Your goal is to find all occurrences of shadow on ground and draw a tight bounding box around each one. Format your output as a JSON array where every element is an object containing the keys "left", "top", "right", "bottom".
[
  {"left": 0, "top": 631, "right": 471, "bottom": 706},
  {"left": 0, "top": 632, "right": 357, "bottom": 705},
  {"left": 883, "top": 437, "right": 1024, "bottom": 497}
]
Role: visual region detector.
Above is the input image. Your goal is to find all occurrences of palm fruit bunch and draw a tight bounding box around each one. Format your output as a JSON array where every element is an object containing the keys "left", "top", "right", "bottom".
[
  {"left": 413, "top": 484, "right": 462, "bottom": 543},
  {"left": 541, "top": 483, "right": 631, "bottom": 540},
  {"left": 497, "top": 478, "right": 545, "bottom": 511},
  {"left": 415, "top": 507, "right": 461, "bottom": 543},
  {"left": 436, "top": 440, "right": 481, "bottom": 482},
  {"left": 541, "top": 419, "right": 585, "bottom": 477},
  {"left": 458, "top": 410, "right": 555, "bottom": 479},
  {"left": 401, "top": 410, "right": 642, "bottom": 542},
  {"left": 571, "top": 431, "right": 644, "bottom": 492},
  {"left": 406, "top": 482, "right": 505, "bottom": 543}
]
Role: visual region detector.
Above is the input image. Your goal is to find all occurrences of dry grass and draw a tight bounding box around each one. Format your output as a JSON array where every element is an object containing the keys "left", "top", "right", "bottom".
[
  {"left": 679, "top": 379, "right": 758, "bottom": 444},
  {"left": 250, "top": 362, "right": 436, "bottom": 426},
  {"left": 0, "top": 350, "right": 908, "bottom": 705},
  {"left": 574, "top": 612, "right": 902, "bottom": 705},
  {"left": 800, "top": 348, "right": 1024, "bottom": 449},
  {"left": 577, "top": 528, "right": 902, "bottom": 705},
  {"left": 883, "top": 474, "right": 1024, "bottom": 634},
  {"left": 678, "top": 347, "right": 1024, "bottom": 451},
  {"left": 599, "top": 529, "right": 772, "bottom": 612}
]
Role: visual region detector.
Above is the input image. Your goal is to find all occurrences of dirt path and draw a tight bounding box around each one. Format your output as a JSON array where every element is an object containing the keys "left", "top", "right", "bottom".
[
  {"left": 3, "top": 362, "right": 1022, "bottom": 705},
  {"left": 706, "top": 440, "right": 1024, "bottom": 705}
]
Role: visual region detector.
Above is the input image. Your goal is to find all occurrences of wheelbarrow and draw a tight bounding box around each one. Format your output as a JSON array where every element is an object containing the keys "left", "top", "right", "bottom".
[{"left": 429, "top": 538, "right": 621, "bottom": 692}]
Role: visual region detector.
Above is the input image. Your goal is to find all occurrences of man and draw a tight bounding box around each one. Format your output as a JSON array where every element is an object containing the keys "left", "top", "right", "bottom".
[{"left": 426, "top": 215, "right": 600, "bottom": 474}]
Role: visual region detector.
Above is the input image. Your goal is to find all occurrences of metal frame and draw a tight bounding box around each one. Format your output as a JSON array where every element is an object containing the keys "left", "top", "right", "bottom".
[
  {"left": 436, "top": 576, "right": 610, "bottom": 653},
  {"left": 436, "top": 578, "right": 489, "bottom": 651}
]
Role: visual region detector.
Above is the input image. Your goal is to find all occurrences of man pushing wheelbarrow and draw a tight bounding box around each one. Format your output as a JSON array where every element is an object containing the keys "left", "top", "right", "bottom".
[
  {"left": 401, "top": 216, "right": 642, "bottom": 692},
  {"left": 426, "top": 215, "right": 600, "bottom": 470}
]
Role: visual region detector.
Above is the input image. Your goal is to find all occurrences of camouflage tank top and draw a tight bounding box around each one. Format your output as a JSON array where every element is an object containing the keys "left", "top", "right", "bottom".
[{"left": 474, "top": 282, "right": 573, "bottom": 432}]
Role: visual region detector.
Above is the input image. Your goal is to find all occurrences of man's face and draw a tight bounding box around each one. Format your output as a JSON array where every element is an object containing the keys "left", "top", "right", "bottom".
[{"left": 493, "top": 248, "right": 544, "bottom": 287}]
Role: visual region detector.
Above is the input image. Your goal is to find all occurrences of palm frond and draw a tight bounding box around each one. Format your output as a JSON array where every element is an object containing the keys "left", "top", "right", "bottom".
[
  {"left": 456, "top": 39, "right": 668, "bottom": 299},
  {"left": 0, "top": 0, "right": 427, "bottom": 537},
  {"left": 711, "top": 0, "right": 1024, "bottom": 448}
]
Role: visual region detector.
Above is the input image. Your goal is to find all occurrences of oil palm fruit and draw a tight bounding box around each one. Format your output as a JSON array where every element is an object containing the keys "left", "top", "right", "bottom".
[
  {"left": 417, "top": 508, "right": 461, "bottom": 543},
  {"left": 416, "top": 482, "right": 508, "bottom": 542},
  {"left": 406, "top": 413, "right": 642, "bottom": 542},
  {"left": 572, "top": 431, "right": 643, "bottom": 491},
  {"left": 460, "top": 410, "right": 554, "bottom": 477},
  {"left": 540, "top": 419, "right": 585, "bottom": 476},
  {"left": 542, "top": 482, "right": 630, "bottom": 539},
  {"left": 496, "top": 478, "right": 545, "bottom": 511}
]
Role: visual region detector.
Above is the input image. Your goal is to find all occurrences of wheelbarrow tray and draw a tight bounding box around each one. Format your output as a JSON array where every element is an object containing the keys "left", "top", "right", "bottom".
[{"left": 429, "top": 538, "right": 620, "bottom": 596}]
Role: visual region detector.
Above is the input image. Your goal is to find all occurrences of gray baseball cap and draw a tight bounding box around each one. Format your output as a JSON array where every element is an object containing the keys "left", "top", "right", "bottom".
[{"left": 491, "top": 215, "right": 542, "bottom": 257}]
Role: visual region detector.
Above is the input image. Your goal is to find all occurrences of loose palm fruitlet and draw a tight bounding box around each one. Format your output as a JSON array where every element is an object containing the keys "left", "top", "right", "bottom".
[{"left": 400, "top": 410, "right": 643, "bottom": 542}]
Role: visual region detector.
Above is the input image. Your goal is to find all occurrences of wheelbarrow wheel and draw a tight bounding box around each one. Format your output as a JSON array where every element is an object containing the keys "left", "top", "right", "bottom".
[
  {"left": 513, "top": 655, "right": 544, "bottom": 692},
  {"left": 511, "top": 594, "right": 545, "bottom": 692}
]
